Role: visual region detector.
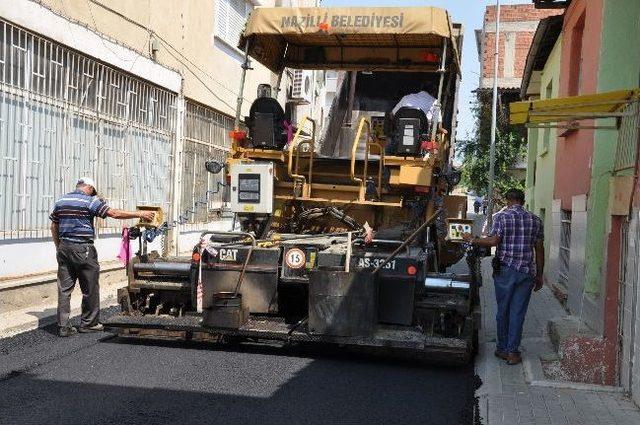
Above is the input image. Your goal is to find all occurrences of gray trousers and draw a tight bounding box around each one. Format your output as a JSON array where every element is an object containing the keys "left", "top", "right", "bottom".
[{"left": 56, "top": 241, "right": 100, "bottom": 328}]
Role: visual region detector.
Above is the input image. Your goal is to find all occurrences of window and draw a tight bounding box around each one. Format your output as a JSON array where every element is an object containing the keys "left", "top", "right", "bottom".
[
  {"left": 215, "top": 0, "right": 252, "bottom": 49},
  {"left": 503, "top": 32, "right": 516, "bottom": 78},
  {"left": 526, "top": 128, "right": 538, "bottom": 188},
  {"left": 558, "top": 210, "right": 572, "bottom": 289},
  {"left": 568, "top": 13, "right": 585, "bottom": 96}
]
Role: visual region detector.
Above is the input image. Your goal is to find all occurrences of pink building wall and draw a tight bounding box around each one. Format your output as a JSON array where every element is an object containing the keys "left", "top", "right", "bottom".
[{"left": 554, "top": 0, "right": 604, "bottom": 210}]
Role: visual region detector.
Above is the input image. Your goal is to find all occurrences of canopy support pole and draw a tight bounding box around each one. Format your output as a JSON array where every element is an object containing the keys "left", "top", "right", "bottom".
[
  {"left": 235, "top": 39, "right": 251, "bottom": 130},
  {"left": 274, "top": 70, "right": 284, "bottom": 100},
  {"left": 431, "top": 37, "right": 448, "bottom": 141},
  {"left": 274, "top": 43, "right": 289, "bottom": 99}
]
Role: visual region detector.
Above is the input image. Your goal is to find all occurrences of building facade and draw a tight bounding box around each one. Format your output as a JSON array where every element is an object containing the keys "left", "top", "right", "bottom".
[
  {"left": 621, "top": 140, "right": 640, "bottom": 406},
  {"left": 0, "top": 0, "right": 320, "bottom": 281},
  {"left": 519, "top": 0, "right": 640, "bottom": 390},
  {"left": 477, "top": 3, "right": 562, "bottom": 91},
  {"left": 475, "top": 4, "right": 562, "bottom": 186},
  {"left": 598, "top": 0, "right": 640, "bottom": 402},
  {"left": 521, "top": 17, "right": 562, "bottom": 283}
]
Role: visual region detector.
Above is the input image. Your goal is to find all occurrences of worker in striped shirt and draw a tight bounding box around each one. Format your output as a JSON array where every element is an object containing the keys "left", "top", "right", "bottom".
[{"left": 50, "top": 177, "right": 154, "bottom": 337}]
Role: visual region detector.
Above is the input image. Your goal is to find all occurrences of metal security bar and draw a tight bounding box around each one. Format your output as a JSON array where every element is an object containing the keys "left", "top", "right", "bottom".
[
  {"left": 182, "top": 100, "right": 233, "bottom": 223},
  {"left": 558, "top": 210, "right": 572, "bottom": 288},
  {"left": 0, "top": 19, "right": 177, "bottom": 239},
  {"left": 614, "top": 101, "right": 640, "bottom": 174}
]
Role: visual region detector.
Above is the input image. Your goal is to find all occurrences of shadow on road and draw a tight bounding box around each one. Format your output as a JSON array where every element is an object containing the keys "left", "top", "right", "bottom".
[{"left": 0, "top": 332, "right": 477, "bottom": 425}]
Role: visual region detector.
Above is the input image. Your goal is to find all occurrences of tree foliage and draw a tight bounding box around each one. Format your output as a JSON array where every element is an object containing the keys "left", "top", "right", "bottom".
[{"left": 458, "top": 90, "right": 527, "bottom": 197}]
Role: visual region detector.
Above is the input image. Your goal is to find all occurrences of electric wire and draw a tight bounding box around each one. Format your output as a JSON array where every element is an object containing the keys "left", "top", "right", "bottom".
[
  {"left": 84, "top": 0, "right": 150, "bottom": 74},
  {"left": 143, "top": 181, "right": 227, "bottom": 242},
  {"left": 86, "top": 0, "right": 255, "bottom": 110}
]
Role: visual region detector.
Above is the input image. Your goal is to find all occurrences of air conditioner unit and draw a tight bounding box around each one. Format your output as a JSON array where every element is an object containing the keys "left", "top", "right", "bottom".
[{"left": 289, "top": 70, "right": 313, "bottom": 105}]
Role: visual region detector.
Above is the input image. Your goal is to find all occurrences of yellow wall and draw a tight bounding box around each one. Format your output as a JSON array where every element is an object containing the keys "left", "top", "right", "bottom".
[
  {"left": 38, "top": 0, "right": 282, "bottom": 116},
  {"left": 524, "top": 35, "right": 562, "bottom": 277}
]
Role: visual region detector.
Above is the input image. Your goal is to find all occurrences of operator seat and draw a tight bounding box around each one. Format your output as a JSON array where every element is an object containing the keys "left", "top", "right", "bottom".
[
  {"left": 246, "top": 84, "right": 287, "bottom": 150},
  {"left": 388, "top": 107, "right": 429, "bottom": 157}
]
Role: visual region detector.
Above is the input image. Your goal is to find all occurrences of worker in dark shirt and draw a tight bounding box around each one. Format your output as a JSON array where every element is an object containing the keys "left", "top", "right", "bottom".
[
  {"left": 463, "top": 188, "right": 544, "bottom": 365},
  {"left": 50, "top": 177, "right": 155, "bottom": 337}
]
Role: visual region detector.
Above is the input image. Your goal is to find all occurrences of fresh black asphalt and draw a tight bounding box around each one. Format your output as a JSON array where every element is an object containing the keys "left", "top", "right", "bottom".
[{"left": 0, "top": 307, "right": 477, "bottom": 425}]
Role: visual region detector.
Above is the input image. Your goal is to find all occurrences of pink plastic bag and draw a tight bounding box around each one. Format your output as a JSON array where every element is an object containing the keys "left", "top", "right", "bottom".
[{"left": 117, "top": 227, "right": 131, "bottom": 266}]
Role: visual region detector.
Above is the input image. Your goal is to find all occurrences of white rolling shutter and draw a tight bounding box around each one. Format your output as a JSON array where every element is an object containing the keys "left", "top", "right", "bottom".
[{"left": 215, "top": 0, "right": 252, "bottom": 48}]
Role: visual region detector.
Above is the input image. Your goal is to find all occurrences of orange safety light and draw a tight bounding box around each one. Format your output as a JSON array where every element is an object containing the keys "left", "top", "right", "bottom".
[
  {"left": 421, "top": 140, "right": 439, "bottom": 153},
  {"left": 422, "top": 52, "right": 440, "bottom": 63},
  {"left": 229, "top": 129, "right": 247, "bottom": 141},
  {"left": 406, "top": 265, "right": 418, "bottom": 276}
]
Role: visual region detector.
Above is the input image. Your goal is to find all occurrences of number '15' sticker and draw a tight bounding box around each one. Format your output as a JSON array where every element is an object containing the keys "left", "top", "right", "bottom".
[{"left": 285, "top": 248, "right": 306, "bottom": 269}]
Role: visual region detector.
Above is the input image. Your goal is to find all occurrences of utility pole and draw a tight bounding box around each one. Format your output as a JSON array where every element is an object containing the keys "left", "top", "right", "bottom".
[{"left": 486, "top": 0, "right": 501, "bottom": 231}]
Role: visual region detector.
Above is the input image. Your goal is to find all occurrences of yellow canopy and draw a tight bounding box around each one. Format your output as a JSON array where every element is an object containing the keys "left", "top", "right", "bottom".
[
  {"left": 239, "top": 7, "right": 460, "bottom": 73},
  {"left": 510, "top": 90, "right": 640, "bottom": 125}
]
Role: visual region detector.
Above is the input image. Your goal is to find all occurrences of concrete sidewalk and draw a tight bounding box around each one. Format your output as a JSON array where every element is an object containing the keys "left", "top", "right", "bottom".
[
  {"left": 0, "top": 273, "right": 126, "bottom": 338},
  {"left": 475, "top": 258, "right": 640, "bottom": 424}
]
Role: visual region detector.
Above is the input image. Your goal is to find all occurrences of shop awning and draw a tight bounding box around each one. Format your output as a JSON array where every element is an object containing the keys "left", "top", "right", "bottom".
[
  {"left": 510, "top": 89, "right": 640, "bottom": 125},
  {"left": 238, "top": 6, "right": 460, "bottom": 73}
]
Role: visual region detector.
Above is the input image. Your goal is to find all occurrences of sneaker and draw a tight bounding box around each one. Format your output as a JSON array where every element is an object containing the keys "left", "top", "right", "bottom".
[
  {"left": 59, "top": 326, "right": 78, "bottom": 337},
  {"left": 79, "top": 323, "right": 104, "bottom": 333}
]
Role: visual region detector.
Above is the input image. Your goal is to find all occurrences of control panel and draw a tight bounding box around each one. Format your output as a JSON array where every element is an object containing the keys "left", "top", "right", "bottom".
[
  {"left": 229, "top": 162, "right": 274, "bottom": 214},
  {"left": 446, "top": 218, "right": 474, "bottom": 242}
]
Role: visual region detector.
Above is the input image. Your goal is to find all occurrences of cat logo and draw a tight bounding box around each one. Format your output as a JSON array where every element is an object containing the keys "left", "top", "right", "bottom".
[{"left": 219, "top": 248, "right": 238, "bottom": 262}]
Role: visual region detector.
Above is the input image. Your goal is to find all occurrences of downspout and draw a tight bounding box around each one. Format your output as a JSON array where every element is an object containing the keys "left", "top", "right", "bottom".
[{"left": 628, "top": 100, "right": 640, "bottom": 216}]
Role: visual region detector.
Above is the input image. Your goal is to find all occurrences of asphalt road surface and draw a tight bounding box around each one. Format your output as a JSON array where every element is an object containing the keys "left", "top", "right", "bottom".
[{"left": 0, "top": 307, "right": 477, "bottom": 425}]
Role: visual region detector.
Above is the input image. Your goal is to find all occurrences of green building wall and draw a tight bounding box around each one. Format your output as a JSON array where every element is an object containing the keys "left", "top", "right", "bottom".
[
  {"left": 525, "top": 35, "right": 562, "bottom": 266},
  {"left": 585, "top": 0, "right": 640, "bottom": 294},
  {"left": 525, "top": 130, "right": 538, "bottom": 210}
]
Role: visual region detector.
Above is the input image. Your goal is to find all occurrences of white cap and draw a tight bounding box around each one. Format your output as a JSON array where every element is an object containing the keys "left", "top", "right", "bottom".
[{"left": 77, "top": 176, "right": 96, "bottom": 189}]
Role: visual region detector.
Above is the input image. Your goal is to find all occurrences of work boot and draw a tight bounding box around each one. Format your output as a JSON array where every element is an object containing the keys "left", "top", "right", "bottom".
[
  {"left": 79, "top": 323, "right": 104, "bottom": 333},
  {"left": 494, "top": 350, "right": 508, "bottom": 360},
  {"left": 58, "top": 326, "right": 78, "bottom": 337},
  {"left": 506, "top": 352, "right": 522, "bottom": 365}
]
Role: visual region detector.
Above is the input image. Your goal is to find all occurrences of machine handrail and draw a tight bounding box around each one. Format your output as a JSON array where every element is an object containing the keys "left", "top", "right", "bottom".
[
  {"left": 350, "top": 118, "right": 370, "bottom": 190},
  {"left": 368, "top": 139, "right": 385, "bottom": 199},
  {"left": 287, "top": 116, "right": 316, "bottom": 197},
  {"left": 351, "top": 118, "right": 384, "bottom": 201},
  {"left": 295, "top": 140, "right": 315, "bottom": 197}
]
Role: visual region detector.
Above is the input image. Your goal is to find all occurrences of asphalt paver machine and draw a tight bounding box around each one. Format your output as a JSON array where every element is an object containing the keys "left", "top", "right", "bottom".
[{"left": 106, "top": 6, "right": 482, "bottom": 363}]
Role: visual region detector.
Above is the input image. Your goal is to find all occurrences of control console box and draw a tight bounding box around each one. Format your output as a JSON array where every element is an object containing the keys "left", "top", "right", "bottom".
[{"left": 229, "top": 162, "right": 274, "bottom": 214}]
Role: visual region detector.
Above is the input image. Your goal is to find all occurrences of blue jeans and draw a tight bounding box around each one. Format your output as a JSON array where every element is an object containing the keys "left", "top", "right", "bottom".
[{"left": 493, "top": 266, "right": 534, "bottom": 354}]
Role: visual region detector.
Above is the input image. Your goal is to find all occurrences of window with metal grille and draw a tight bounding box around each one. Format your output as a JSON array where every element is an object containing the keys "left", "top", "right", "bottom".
[
  {"left": 215, "top": 0, "right": 253, "bottom": 49},
  {"left": 182, "top": 100, "right": 234, "bottom": 223},
  {"left": 558, "top": 210, "right": 572, "bottom": 288},
  {"left": 614, "top": 101, "right": 639, "bottom": 174},
  {"left": 0, "top": 18, "right": 177, "bottom": 239}
]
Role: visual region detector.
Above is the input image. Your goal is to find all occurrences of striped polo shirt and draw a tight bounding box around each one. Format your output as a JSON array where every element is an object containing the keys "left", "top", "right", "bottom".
[{"left": 49, "top": 190, "right": 110, "bottom": 243}]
